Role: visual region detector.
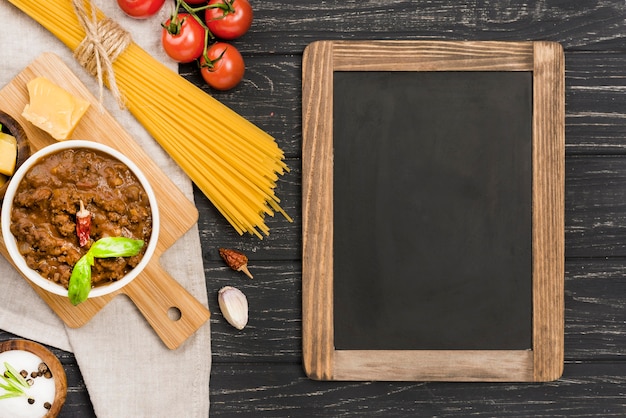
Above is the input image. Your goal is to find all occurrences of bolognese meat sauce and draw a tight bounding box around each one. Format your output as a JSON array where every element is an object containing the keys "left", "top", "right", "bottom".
[{"left": 10, "top": 148, "right": 152, "bottom": 288}]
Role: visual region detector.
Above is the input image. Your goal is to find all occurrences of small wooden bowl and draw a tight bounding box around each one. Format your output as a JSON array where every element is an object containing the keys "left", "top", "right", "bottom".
[
  {"left": 0, "top": 339, "right": 67, "bottom": 417},
  {"left": 0, "top": 110, "right": 31, "bottom": 200}
]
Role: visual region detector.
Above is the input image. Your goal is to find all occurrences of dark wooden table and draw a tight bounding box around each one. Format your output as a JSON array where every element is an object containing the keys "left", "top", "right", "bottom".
[{"left": 3, "top": 0, "right": 626, "bottom": 416}]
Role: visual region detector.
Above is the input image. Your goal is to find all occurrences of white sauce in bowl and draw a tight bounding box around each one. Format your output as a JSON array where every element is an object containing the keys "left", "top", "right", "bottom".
[{"left": 0, "top": 350, "right": 55, "bottom": 418}]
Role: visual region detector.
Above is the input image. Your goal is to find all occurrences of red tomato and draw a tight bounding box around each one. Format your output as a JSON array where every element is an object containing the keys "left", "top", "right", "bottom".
[
  {"left": 200, "top": 42, "right": 245, "bottom": 90},
  {"left": 162, "top": 14, "right": 206, "bottom": 63},
  {"left": 117, "top": 0, "right": 165, "bottom": 19},
  {"left": 205, "top": 0, "right": 253, "bottom": 40}
]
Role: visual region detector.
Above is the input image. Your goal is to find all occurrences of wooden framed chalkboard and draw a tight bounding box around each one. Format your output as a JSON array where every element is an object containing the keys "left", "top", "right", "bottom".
[{"left": 302, "top": 41, "right": 564, "bottom": 382}]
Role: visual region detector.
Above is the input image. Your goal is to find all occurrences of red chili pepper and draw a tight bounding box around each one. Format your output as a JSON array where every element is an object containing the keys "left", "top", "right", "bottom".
[
  {"left": 219, "top": 248, "right": 253, "bottom": 279},
  {"left": 76, "top": 200, "right": 91, "bottom": 247}
]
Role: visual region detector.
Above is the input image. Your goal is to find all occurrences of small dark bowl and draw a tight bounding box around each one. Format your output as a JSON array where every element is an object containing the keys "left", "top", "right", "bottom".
[{"left": 0, "top": 110, "right": 31, "bottom": 200}]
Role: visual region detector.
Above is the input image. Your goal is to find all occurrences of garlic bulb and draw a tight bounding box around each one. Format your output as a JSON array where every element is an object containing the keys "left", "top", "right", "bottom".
[{"left": 218, "top": 286, "right": 248, "bottom": 330}]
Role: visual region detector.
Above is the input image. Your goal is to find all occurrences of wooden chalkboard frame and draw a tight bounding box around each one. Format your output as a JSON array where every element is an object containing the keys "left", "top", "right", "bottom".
[{"left": 301, "top": 40, "right": 564, "bottom": 382}]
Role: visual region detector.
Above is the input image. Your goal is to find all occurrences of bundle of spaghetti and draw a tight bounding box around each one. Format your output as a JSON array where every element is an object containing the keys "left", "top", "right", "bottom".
[{"left": 8, "top": 0, "right": 291, "bottom": 238}]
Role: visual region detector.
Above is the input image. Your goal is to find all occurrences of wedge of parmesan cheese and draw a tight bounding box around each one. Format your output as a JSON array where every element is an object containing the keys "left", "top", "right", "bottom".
[
  {"left": 0, "top": 131, "right": 17, "bottom": 176},
  {"left": 22, "top": 77, "right": 90, "bottom": 141}
]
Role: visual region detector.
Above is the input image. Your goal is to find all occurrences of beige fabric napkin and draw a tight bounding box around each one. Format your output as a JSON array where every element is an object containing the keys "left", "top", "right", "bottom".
[{"left": 0, "top": 1, "right": 211, "bottom": 417}]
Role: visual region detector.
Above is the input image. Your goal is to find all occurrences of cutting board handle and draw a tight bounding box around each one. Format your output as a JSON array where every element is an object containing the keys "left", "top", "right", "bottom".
[{"left": 122, "top": 262, "right": 211, "bottom": 349}]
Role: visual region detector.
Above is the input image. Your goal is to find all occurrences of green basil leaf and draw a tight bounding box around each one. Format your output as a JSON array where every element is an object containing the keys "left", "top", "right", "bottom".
[
  {"left": 68, "top": 255, "right": 92, "bottom": 306},
  {"left": 89, "top": 237, "right": 144, "bottom": 259},
  {"left": 66, "top": 237, "right": 144, "bottom": 305}
]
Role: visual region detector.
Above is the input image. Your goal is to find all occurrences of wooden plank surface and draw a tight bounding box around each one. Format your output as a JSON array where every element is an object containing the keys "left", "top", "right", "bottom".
[{"left": 2, "top": 0, "right": 626, "bottom": 415}]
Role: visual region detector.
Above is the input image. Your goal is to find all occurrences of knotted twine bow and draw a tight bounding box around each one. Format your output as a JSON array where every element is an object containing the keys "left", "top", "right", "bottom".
[{"left": 71, "top": 0, "right": 131, "bottom": 109}]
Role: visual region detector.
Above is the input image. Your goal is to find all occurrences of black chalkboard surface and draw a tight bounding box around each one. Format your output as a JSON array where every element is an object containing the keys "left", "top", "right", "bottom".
[
  {"left": 302, "top": 40, "right": 564, "bottom": 382},
  {"left": 333, "top": 71, "right": 533, "bottom": 351}
]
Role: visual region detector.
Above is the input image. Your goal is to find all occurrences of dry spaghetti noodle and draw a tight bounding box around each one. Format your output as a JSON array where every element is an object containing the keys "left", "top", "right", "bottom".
[{"left": 8, "top": 0, "right": 291, "bottom": 238}]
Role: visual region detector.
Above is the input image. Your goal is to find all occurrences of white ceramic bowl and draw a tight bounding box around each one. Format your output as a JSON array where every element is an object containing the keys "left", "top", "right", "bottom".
[{"left": 1, "top": 140, "right": 160, "bottom": 299}]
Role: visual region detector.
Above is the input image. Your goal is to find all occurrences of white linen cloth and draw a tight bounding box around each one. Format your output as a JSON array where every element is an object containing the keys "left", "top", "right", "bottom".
[{"left": 0, "top": 1, "right": 211, "bottom": 416}]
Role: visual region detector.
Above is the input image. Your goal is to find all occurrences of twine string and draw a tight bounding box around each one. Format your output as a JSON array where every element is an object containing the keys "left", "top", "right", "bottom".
[{"left": 71, "top": 0, "right": 132, "bottom": 109}]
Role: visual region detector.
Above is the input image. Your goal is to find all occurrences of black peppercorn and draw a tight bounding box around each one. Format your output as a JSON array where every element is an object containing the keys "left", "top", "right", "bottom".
[{"left": 38, "top": 362, "right": 49, "bottom": 374}]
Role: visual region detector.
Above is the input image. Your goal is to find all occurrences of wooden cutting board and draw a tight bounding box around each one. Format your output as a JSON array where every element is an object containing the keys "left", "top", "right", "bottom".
[{"left": 0, "top": 53, "right": 210, "bottom": 350}]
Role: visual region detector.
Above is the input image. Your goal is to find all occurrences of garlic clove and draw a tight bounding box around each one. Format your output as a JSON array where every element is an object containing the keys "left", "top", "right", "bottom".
[{"left": 218, "top": 286, "right": 248, "bottom": 330}]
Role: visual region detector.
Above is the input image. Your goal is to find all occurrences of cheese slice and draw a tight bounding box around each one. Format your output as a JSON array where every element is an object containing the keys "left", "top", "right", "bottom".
[
  {"left": 0, "top": 132, "right": 17, "bottom": 146},
  {"left": 22, "top": 77, "right": 90, "bottom": 141},
  {"left": 0, "top": 138, "right": 16, "bottom": 176}
]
